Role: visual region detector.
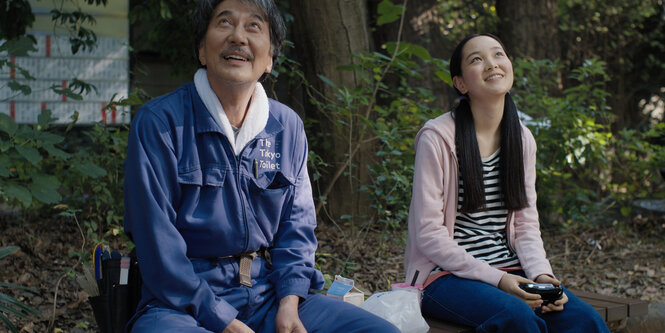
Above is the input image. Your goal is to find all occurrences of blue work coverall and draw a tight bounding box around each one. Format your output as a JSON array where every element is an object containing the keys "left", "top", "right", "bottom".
[{"left": 124, "top": 83, "right": 398, "bottom": 332}]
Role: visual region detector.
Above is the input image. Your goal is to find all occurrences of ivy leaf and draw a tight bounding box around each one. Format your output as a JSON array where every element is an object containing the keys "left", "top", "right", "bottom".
[
  {"left": 0, "top": 36, "right": 37, "bottom": 56},
  {"left": 66, "top": 111, "right": 80, "bottom": 133},
  {"left": 0, "top": 139, "right": 12, "bottom": 152},
  {"left": 15, "top": 65, "right": 36, "bottom": 81},
  {"left": 15, "top": 145, "right": 42, "bottom": 165},
  {"left": 377, "top": 0, "right": 403, "bottom": 26},
  {"left": 0, "top": 154, "right": 11, "bottom": 177},
  {"left": 0, "top": 114, "right": 18, "bottom": 136},
  {"left": 75, "top": 161, "right": 107, "bottom": 178},
  {"left": 0, "top": 246, "right": 20, "bottom": 259},
  {"left": 317, "top": 75, "right": 338, "bottom": 88},
  {"left": 51, "top": 86, "right": 84, "bottom": 101},
  {"left": 0, "top": 165, "right": 10, "bottom": 177},
  {"left": 3, "top": 184, "right": 32, "bottom": 207},
  {"left": 43, "top": 145, "right": 72, "bottom": 160},
  {"left": 29, "top": 174, "right": 62, "bottom": 204},
  {"left": 435, "top": 70, "right": 453, "bottom": 86},
  {"left": 7, "top": 80, "right": 32, "bottom": 95},
  {"left": 34, "top": 131, "right": 65, "bottom": 145},
  {"left": 159, "top": 0, "right": 172, "bottom": 20},
  {"left": 37, "top": 109, "right": 56, "bottom": 130}
]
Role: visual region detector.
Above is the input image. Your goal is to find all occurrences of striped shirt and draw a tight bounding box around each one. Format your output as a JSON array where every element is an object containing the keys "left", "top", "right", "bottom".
[{"left": 453, "top": 150, "right": 519, "bottom": 268}]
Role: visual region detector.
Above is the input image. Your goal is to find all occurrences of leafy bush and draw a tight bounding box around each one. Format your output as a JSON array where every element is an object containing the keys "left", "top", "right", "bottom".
[
  {"left": 513, "top": 58, "right": 665, "bottom": 229},
  {"left": 0, "top": 1, "right": 142, "bottom": 241},
  {"left": 57, "top": 122, "right": 130, "bottom": 241},
  {"left": 0, "top": 111, "right": 70, "bottom": 208},
  {"left": 0, "top": 246, "right": 39, "bottom": 333}
]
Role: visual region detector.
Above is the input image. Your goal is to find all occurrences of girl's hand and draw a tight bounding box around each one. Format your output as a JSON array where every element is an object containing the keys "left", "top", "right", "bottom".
[
  {"left": 535, "top": 274, "right": 568, "bottom": 313},
  {"left": 498, "top": 273, "right": 543, "bottom": 309}
]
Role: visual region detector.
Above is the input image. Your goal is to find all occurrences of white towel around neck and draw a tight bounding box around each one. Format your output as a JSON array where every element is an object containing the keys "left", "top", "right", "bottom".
[{"left": 194, "top": 68, "right": 269, "bottom": 156}]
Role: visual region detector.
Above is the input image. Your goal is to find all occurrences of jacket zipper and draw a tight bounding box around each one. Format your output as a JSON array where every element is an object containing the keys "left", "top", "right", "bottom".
[{"left": 235, "top": 138, "right": 258, "bottom": 252}]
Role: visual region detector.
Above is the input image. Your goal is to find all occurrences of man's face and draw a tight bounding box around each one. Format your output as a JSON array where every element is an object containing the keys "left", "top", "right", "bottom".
[{"left": 198, "top": 0, "right": 273, "bottom": 87}]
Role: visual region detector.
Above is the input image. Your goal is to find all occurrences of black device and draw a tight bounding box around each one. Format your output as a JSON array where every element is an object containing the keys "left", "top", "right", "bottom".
[{"left": 519, "top": 283, "right": 563, "bottom": 305}]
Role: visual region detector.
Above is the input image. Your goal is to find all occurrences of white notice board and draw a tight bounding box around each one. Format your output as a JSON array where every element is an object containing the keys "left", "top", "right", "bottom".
[{"left": 0, "top": 1, "right": 130, "bottom": 125}]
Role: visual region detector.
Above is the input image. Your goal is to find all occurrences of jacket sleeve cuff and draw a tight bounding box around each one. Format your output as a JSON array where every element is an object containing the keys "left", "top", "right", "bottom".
[
  {"left": 275, "top": 278, "right": 312, "bottom": 300},
  {"left": 197, "top": 298, "right": 239, "bottom": 333},
  {"left": 486, "top": 268, "right": 508, "bottom": 287}
]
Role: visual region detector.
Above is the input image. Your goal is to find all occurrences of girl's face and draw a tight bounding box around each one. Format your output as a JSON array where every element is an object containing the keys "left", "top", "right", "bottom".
[{"left": 453, "top": 36, "right": 513, "bottom": 100}]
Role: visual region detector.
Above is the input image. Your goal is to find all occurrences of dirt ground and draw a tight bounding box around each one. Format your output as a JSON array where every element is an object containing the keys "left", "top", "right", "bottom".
[{"left": 0, "top": 212, "right": 664, "bottom": 332}]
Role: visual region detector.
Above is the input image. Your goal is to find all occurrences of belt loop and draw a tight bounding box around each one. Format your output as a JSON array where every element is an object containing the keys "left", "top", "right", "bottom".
[{"left": 238, "top": 252, "right": 258, "bottom": 287}]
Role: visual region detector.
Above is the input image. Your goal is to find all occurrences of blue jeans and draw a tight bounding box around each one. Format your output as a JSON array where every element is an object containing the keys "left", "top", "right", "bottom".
[{"left": 422, "top": 273, "right": 610, "bottom": 333}]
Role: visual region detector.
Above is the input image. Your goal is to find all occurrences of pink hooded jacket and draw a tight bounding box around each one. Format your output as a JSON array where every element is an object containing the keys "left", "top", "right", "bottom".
[{"left": 404, "top": 112, "right": 553, "bottom": 287}]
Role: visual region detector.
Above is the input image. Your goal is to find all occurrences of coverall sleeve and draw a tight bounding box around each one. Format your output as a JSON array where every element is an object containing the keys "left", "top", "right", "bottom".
[
  {"left": 268, "top": 121, "right": 325, "bottom": 300},
  {"left": 124, "top": 107, "right": 238, "bottom": 332}
]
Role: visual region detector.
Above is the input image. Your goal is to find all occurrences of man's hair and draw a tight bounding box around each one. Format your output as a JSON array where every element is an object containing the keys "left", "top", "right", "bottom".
[
  {"left": 449, "top": 33, "right": 528, "bottom": 213},
  {"left": 192, "top": 0, "right": 286, "bottom": 69}
]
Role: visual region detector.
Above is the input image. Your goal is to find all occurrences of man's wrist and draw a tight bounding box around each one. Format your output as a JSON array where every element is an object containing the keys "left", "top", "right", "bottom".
[{"left": 279, "top": 294, "right": 300, "bottom": 308}]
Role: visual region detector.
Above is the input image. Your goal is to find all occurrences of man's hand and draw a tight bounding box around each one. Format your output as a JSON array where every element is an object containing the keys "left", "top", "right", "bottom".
[
  {"left": 498, "top": 273, "right": 543, "bottom": 309},
  {"left": 222, "top": 319, "right": 254, "bottom": 333},
  {"left": 535, "top": 274, "right": 568, "bottom": 313},
  {"left": 275, "top": 295, "right": 307, "bottom": 333}
]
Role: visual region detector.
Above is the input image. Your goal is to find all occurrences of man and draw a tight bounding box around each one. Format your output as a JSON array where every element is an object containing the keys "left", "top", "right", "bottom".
[{"left": 123, "top": 0, "right": 399, "bottom": 332}]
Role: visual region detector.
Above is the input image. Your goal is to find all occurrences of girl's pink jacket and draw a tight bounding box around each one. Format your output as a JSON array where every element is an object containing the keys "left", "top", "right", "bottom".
[{"left": 404, "top": 112, "right": 554, "bottom": 287}]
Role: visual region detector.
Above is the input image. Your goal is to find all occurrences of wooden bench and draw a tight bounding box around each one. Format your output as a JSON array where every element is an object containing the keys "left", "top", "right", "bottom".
[{"left": 426, "top": 290, "right": 649, "bottom": 333}]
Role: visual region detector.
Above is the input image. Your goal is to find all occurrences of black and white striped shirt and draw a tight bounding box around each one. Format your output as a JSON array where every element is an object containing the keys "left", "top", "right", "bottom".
[{"left": 454, "top": 150, "right": 519, "bottom": 268}]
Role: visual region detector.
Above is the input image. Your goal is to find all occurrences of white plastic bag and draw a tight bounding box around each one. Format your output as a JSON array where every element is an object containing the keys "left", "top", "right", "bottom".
[{"left": 359, "top": 290, "right": 429, "bottom": 333}]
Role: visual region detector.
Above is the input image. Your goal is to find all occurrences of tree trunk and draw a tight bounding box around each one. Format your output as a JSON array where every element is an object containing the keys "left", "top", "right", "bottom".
[
  {"left": 289, "top": 0, "right": 374, "bottom": 222},
  {"left": 496, "top": 0, "right": 560, "bottom": 60}
]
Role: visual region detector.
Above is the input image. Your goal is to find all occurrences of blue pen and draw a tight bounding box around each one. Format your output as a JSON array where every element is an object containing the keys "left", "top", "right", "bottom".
[{"left": 93, "top": 243, "right": 104, "bottom": 280}]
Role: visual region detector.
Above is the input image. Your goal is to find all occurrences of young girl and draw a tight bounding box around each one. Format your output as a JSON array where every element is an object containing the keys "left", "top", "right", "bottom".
[{"left": 404, "top": 33, "right": 609, "bottom": 332}]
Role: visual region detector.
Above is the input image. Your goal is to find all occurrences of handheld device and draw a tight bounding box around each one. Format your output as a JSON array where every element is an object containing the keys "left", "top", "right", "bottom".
[{"left": 519, "top": 283, "right": 563, "bottom": 305}]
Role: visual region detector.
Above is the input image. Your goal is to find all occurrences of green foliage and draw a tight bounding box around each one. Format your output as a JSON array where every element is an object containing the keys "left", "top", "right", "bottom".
[
  {"left": 435, "top": 0, "right": 498, "bottom": 42},
  {"left": 311, "top": 40, "right": 446, "bottom": 229},
  {"left": 0, "top": 110, "right": 67, "bottom": 207},
  {"left": 58, "top": 122, "right": 130, "bottom": 241},
  {"left": 0, "top": 0, "right": 138, "bottom": 243},
  {"left": 516, "top": 58, "right": 612, "bottom": 227},
  {"left": 558, "top": 0, "right": 665, "bottom": 125},
  {"left": 50, "top": 0, "right": 107, "bottom": 55},
  {"left": 376, "top": 0, "right": 404, "bottom": 26},
  {"left": 513, "top": 58, "right": 665, "bottom": 229},
  {"left": 129, "top": 0, "right": 199, "bottom": 77},
  {"left": 0, "top": 36, "right": 37, "bottom": 100},
  {"left": 0, "top": 246, "right": 40, "bottom": 333},
  {"left": 608, "top": 124, "right": 665, "bottom": 216},
  {"left": 0, "top": 0, "right": 34, "bottom": 40}
]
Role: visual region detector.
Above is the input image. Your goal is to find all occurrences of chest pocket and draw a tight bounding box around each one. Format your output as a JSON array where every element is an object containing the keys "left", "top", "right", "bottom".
[
  {"left": 248, "top": 170, "right": 295, "bottom": 223},
  {"left": 177, "top": 166, "right": 227, "bottom": 187},
  {"left": 252, "top": 170, "right": 294, "bottom": 190}
]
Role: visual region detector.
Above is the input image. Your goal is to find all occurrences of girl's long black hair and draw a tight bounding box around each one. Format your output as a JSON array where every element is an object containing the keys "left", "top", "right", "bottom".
[{"left": 450, "top": 33, "right": 528, "bottom": 212}]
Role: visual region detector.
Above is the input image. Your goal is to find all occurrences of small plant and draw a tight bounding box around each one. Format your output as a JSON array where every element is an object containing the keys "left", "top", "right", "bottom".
[{"left": 0, "top": 246, "right": 39, "bottom": 333}]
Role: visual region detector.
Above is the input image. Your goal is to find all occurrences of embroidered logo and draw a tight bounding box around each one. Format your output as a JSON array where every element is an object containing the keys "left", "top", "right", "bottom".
[{"left": 258, "top": 138, "right": 281, "bottom": 170}]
